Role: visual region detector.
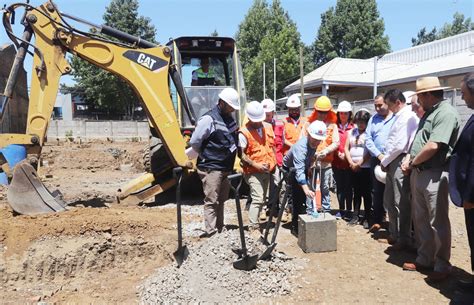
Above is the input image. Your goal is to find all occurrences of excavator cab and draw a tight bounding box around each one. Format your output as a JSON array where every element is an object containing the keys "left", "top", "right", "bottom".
[{"left": 166, "top": 37, "right": 247, "bottom": 129}]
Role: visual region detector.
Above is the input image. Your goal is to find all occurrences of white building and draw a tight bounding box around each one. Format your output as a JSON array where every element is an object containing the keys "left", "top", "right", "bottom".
[{"left": 284, "top": 31, "right": 474, "bottom": 120}]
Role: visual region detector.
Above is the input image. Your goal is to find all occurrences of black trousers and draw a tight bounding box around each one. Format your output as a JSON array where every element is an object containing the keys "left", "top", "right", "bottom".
[
  {"left": 466, "top": 208, "right": 474, "bottom": 272},
  {"left": 333, "top": 167, "right": 353, "bottom": 211},
  {"left": 290, "top": 176, "right": 306, "bottom": 232},
  {"left": 351, "top": 167, "right": 372, "bottom": 220},
  {"left": 370, "top": 157, "right": 385, "bottom": 225}
]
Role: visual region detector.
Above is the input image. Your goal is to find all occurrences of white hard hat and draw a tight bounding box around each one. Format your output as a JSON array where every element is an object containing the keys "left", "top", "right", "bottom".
[
  {"left": 218, "top": 88, "right": 240, "bottom": 110},
  {"left": 374, "top": 165, "right": 386, "bottom": 184},
  {"left": 403, "top": 91, "right": 415, "bottom": 105},
  {"left": 261, "top": 98, "right": 275, "bottom": 112},
  {"left": 337, "top": 101, "right": 352, "bottom": 112},
  {"left": 307, "top": 120, "right": 327, "bottom": 140},
  {"left": 246, "top": 101, "right": 266, "bottom": 122},
  {"left": 286, "top": 94, "right": 301, "bottom": 108}
]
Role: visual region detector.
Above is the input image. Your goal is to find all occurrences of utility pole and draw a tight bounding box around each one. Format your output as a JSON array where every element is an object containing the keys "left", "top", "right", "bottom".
[
  {"left": 299, "top": 46, "right": 305, "bottom": 113},
  {"left": 273, "top": 57, "right": 276, "bottom": 102},
  {"left": 263, "top": 62, "right": 266, "bottom": 100},
  {"left": 373, "top": 56, "right": 378, "bottom": 98}
]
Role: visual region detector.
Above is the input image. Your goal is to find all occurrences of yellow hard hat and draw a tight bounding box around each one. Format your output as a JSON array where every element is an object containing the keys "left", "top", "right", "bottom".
[{"left": 314, "top": 96, "right": 332, "bottom": 111}]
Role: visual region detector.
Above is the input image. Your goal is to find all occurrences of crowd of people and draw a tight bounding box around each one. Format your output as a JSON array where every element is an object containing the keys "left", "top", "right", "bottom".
[{"left": 186, "top": 73, "right": 474, "bottom": 288}]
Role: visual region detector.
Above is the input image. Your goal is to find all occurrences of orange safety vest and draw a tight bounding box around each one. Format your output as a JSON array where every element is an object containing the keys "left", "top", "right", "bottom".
[
  {"left": 283, "top": 116, "right": 307, "bottom": 155},
  {"left": 240, "top": 122, "right": 276, "bottom": 174}
]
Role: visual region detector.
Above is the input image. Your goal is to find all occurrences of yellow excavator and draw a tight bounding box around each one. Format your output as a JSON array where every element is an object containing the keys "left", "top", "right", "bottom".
[{"left": 0, "top": 1, "right": 247, "bottom": 215}]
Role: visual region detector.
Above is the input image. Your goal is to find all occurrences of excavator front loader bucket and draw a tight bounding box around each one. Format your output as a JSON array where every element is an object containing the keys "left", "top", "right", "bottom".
[{"left": 7, "top": 160, "right": 67, "bottom": 215}]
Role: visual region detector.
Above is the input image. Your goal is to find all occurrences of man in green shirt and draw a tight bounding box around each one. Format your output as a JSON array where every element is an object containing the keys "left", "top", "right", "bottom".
[{"left": 401, "top": 76, "right": 460, "bottom": 282}]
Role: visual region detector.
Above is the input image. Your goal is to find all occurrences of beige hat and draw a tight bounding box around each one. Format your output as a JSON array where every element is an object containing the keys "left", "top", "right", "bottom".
[{"left": 414, "top": 76, "right": 450, "bottom": 95}]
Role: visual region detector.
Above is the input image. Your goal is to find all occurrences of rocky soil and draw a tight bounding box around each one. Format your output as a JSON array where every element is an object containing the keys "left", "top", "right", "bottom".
[
  {"left": 140, "top": 228, "right": 305, "bottom": 303},
  {"left": 0, "top": 141, "right": 473, "bottom": 304}
]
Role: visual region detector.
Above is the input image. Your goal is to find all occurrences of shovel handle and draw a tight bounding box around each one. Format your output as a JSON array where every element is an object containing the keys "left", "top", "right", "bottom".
[
  {"left": 173, "top": 167, "right": 184, "bottom": 249},
  {"left": 268, "top": 167, "right": 295, "bottom": 244},
  {"left": 227, "top": 174, "right": 249, "bottom": 257}
]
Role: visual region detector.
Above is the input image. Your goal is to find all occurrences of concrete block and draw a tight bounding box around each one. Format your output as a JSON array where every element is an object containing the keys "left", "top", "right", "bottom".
[{"left": 298, "top": 213, "right": 337, "bottom": 253}]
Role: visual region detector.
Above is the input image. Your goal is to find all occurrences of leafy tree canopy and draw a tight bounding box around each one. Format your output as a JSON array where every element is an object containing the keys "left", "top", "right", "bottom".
[
  {"left": 312, "top": 0, "right": 390, "bottom": 67},
  {"left": 412, "top": 13, "right": 473, "bottom": 46},
  {"left": 63, "top": 0, "right": 156, "bottom": 118}
]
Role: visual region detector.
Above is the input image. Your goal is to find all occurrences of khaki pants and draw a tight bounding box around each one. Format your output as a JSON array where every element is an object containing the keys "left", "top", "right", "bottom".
[
  {"left": 269, "top": 167, "right": 285, "bottom": 211},
  {"left": 244, "top": 172, "right": 270, "bottom": 226},
  {"left": 411, "top": 167, "right": 451, "bottom": 272},
  {"left": 197, "top": 169, "right": 231, "bottom": 234},
  {"left": 383, "top": 154, "right": 412, "bottom": 244}
]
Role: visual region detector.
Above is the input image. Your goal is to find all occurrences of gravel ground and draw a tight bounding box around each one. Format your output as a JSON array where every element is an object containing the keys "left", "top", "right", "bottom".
[{"left": 139, "top": 228, "right": 306, "bottom": 303}]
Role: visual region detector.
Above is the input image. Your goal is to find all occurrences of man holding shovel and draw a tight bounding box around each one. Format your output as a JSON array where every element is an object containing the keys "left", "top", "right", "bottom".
[
  {"left": 283, "top": 120, "right": 327, "bottom": 235},
  {"left": 239, "top": 101, "right": 277, "bottom": 235}
]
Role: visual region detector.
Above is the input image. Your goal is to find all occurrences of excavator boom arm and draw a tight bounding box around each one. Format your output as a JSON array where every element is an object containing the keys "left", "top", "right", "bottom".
[{"left": 0, "top": 1, "right": 194, "bottom": 214}]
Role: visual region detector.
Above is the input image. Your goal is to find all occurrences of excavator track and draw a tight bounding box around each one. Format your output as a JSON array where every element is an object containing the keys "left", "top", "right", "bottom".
[{"left": 7, "top": 160, "right": 67, "bottom": 215}]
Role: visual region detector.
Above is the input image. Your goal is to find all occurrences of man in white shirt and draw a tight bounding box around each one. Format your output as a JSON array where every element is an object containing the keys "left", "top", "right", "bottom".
[{"left": 380, "top": 89, "right": 419, "bottom": 250}]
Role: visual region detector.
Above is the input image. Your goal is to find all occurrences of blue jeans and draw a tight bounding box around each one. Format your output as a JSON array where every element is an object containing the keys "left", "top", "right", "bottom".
[{"left": 306, "top": 167, "right": 331, "bottom": 213}]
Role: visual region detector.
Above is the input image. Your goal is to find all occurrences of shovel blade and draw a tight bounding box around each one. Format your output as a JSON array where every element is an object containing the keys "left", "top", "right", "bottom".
[
  {"left": 173, "top": 245, "right": 189, "bottom": 268},
  {"left": 258, "top": 236, "right": 270, "bottom": 246},
  {"left": 258, "top": 243, "right": 277, "bottom": 261},
  {"left": 7, "top": 160, "right": 67, "bottom": 215},
  {"left": 233, "top": 254, "right": 258, "bottom": 271}
]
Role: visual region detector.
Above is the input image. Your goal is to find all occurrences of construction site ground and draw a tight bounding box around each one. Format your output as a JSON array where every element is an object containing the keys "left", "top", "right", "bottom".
[{"left": 0, "top": 141, "right": 473, "bottom": 304}]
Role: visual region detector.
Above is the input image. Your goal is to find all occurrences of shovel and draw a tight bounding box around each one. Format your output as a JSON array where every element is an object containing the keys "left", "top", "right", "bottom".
[
  {"left": 259, "top": 168, "right": 285, "bottom": 246},
  {"left": 172, "top": 167, "right": 189, "bottom": 267},
  {"left": 258, "top": 167, "right": 294, "bottom": 261},
  {"left": 228, "top": 173, "right": 258, "bottom": 271}
]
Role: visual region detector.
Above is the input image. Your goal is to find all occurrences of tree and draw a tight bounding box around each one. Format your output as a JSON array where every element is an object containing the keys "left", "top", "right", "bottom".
[
  {"left": 312, "top": 0, "right": 390, "bottom": 67},
  {"left": 235, "top": 0, "right": 271, "bottom": 70},
  {"left": 236, "top": 0, "right": 311, "bottom": 100},
  {"left": 64, "top": 0, "right": 156, "bottom": 118},
  {"left": 411, "top": 27, "right": 437, "bottom": 46},
  {"left": 412, "top": 13, "right": 474, "bottom": 46},
  {"left": 210, "top": 29, "right": 219, "bottom": 37}
]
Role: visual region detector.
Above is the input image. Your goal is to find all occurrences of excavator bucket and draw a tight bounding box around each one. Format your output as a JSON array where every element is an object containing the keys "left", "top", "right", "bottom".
[{"left": 7, "top": 160, "right": 67, "bottom": 215}]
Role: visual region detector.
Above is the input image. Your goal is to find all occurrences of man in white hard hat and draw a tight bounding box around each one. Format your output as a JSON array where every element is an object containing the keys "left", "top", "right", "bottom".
[
  {"left": 261, "top": 98, "right": 287, "bottom": 221},
  {"left": 239, "top": 101, "right": 276, "bottom": 232},
  {"left": 283, "top": 120, "right": 326, "bottom": 235},
  {"left": 283, "top": 94, "right": 307, "bottom": 155},
  {"left": 188, "top": 87, "right": 240, "bottom": 238}
]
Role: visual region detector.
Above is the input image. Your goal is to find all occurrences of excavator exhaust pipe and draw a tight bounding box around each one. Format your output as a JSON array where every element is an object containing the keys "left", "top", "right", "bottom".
[{"left": 7, "top": 160, "right": 67, "bottom": 215}]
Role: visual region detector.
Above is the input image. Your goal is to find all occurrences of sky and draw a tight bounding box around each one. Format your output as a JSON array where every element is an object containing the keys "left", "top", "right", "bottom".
[{"left": 1, "top": 0, "right": 473, "bottom": 85}]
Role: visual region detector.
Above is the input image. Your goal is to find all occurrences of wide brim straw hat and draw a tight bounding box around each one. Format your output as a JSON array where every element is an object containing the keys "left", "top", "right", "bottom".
[{"left": 413, "top": 76, "right": 450, "bottom": 95}]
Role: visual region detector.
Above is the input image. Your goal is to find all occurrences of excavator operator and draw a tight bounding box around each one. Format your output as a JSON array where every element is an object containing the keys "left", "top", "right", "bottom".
[{"left": 191, "top": 57, "right": 216, "bottom": 86}]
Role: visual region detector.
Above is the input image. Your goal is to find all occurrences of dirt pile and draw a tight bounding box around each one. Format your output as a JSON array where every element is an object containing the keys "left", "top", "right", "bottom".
[{"left": 140, "top": 228, "right": 306, "bottom": 303}]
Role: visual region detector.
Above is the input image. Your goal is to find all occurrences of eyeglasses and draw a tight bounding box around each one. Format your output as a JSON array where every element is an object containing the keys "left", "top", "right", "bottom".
[{"left": 317, "top": 111, "right": 329, "bottom": 114}]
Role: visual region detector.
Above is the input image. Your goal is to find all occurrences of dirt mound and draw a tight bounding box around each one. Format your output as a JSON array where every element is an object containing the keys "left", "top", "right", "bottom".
[
  {"left": 0, "top": 203, "right": 181, "bottom": 303},
  {"left": 0, "top": 205, "right": 176, "bottom": 257},
  {"left": 140, "top": 229, "right": 306, "bottom": 303}
]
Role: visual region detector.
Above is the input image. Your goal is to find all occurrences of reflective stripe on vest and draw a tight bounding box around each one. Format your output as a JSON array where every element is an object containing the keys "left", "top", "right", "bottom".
[
  {"left": 283, "top": 117, "right": 307, "bottom": 155},
  {"left": 195, "top": 68, "right": 215, "bottom": 79},
  {"left": 198, "top": 106, "right": 238, "bottom": 171},
  {"left": 240, "top": 122, "right": 276, "bottom": 174}
]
